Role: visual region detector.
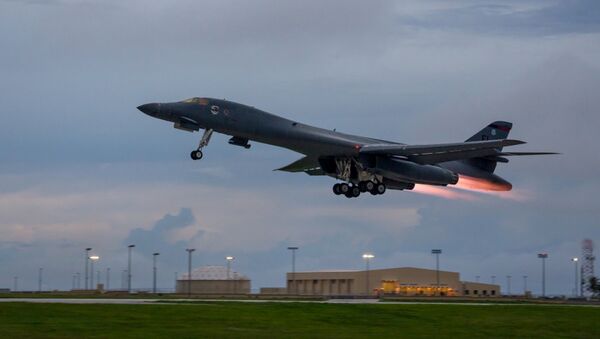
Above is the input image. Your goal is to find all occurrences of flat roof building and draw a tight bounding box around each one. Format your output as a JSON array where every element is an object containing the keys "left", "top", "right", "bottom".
[
  {"left": 287, "top": 267, "right": 499, "bottom": 297},
  {"left": 176, "top": 265, "right": 250, "bottom": 294}
]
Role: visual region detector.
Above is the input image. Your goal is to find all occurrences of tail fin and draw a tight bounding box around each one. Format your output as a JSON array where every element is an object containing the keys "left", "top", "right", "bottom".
[
  {"left": 466, "top": 121, "right": 512, "bottom": 142},
  {"left": 464, "top": 121, "right": 513, "bottom": 173}
]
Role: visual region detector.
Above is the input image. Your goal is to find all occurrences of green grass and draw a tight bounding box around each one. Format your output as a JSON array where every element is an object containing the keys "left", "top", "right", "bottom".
[{"left": 0, "top": 302, "right": 598, "bottom": 338}]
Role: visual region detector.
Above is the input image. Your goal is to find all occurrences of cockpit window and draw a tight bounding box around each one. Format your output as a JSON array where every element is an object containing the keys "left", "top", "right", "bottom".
[{"left": 182, "top": 97, "right": 209, "bottom": 105}]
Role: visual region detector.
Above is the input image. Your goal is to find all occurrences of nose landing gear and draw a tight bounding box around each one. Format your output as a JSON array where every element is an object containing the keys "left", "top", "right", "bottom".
[{"left": 191, "top": 129, "right": 213, "bottom": 161}]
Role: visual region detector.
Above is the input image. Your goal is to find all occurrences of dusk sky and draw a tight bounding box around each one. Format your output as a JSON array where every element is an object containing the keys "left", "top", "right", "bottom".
[{"left": 1, "top": 0, "right": 599, "bottom": 294}]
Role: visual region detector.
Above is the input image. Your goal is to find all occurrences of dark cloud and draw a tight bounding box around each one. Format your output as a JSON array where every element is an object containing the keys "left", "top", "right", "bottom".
[{"left": 123, "top": 208, "right": 204, "bottom": 265}]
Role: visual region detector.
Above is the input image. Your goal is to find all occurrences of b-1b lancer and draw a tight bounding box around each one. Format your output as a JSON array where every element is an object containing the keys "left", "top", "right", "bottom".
[{"left": 138, "top": 98, "right": 555, "bottom": 198}]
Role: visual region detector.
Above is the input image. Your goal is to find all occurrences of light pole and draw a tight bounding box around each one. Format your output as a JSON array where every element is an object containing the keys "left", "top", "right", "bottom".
[
  {"left": 127, "top": 244, "right": 135, "bottom": 293},
  {"left": 106, "top": 268, "right": 110, "bottom": 290},
  {"left": 174, "top": 272, "right": 178, "bottom": 290},
  {"left": 362, "top": 253, "right": 374, "bottom": 296},
  {"left": 523, "top": 275, "right": 528, "bottom": 295},
  {"left": 431, "top": 249, "right": 442, "bottom": 295},
  {"left": 475, "top": 275, "right": 480, "bottom": 283},
  {"left": 571, "top": 258, "right": 578, "bottom": 297},
  {"left": 226, "top": 256, "right": 235, "bottom": 294},
  {"left": 506, "top": 275, "right": 512, "bottom": 296},
  {"left": 226, "top": 256, "right": 234, "bottom": 280},
  {"left": 89, "top": 255, "right": 99, "bottom": 290},
  {"left": 97, "top": 270, "right": 101, "bottom": 288},
  {"left": 85, "top": 248, "right": 92, "bottom": 290},
  {"left": 538, "top": 253, "right": 548, "bottom": 297},
  {"left": 72, "top": 274, "right": 77, "bottom": 290},
  {"left": 38, "top": 268, "right": 43, "bottom": 292},
  {"left": 13, "top": 276, "right": 18, "bottom": 292},
  {"left": 287, "top": 247, "right": 299, "bottom": 294},
  {"left": 491, "top": 275, "right": 496, "bottom": 284},
  {"left": 153, "top": 252, "right": 160, "bottom": 294},
  {"left": 186, "top": 248, "right": 195, "bottom": 297},
  {"left": 76, "top": 272, "right": 80, "bottom": 289}
]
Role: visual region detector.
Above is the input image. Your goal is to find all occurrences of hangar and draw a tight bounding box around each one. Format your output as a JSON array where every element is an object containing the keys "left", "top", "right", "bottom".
[
  {"left": 286, "top": 267, "right": 499, "bottom": 297},
  {"left": 176, "top": 266, "right": 250, "bottom": 294}
]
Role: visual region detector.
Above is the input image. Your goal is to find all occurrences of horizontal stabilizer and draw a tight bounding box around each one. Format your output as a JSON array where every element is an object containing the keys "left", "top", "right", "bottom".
[
  {"left": 360, "top": 139, "right": 525, "bottom": 164},
  {"left": 497, "top": 152, "right": 560, "bottom": 156}
]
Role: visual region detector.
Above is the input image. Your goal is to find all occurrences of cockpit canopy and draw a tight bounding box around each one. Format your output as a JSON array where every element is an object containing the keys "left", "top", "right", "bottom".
[{"left": 182, "top": 97, "right": 209, "bottom": 105}]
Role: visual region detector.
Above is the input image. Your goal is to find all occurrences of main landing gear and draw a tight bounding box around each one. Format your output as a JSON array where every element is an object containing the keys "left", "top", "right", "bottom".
[
  {"left": 332, "top": 181, "right": 386, "bottom": 198},
  {"left": 191, "top": 129, "right": 213, "bottom": 160}
]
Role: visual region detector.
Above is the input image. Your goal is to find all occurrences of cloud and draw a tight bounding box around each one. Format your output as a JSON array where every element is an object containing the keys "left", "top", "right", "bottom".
[{"left": 400, "top": 0, "right": 600, "bottom": 36}]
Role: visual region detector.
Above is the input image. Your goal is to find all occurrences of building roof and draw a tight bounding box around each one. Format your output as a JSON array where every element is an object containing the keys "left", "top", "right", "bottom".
[
  {"left": 294, "top": 267, "right": 458, "bottom": 274},
  {"left": 180, "top": 265, "right": 249, "bottom": 280}
]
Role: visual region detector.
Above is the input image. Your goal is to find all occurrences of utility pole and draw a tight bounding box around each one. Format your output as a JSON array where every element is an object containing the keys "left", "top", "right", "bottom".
[
  {"left": 538, "top": 253, "right": 548, "bottom": 297},
  {"left": 85, "top": 248, "right": 92, "bottom": 290},
  {"left": 432, "top": 249, "right": 442, "bottom": 295},
  {"left": 186, "top": 248, "right": 195, "bottom": 297},
  {"left": 127, "top": 244, "right": 135, "bottom": 293},
  {"left": 153, "top": 253, "right": 160, "bottom": 294},
  {"left": 38, "top": 268, "right": 43, "bottom": 292},
  {"left": 287, "top": 247, "right": 299, "bottom": 294}
]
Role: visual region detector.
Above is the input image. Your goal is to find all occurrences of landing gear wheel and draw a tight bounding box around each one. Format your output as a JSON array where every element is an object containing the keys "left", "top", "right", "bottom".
[
  {"left": 339, "top": 183, "right": 350, "bottom": 194},
  {"left": 190, "top": 150, "right": 203, "bottom": 160},
  {"left": 375, "top": 183, "right": 386, "bottom": 195},
  {"left": 351, "top": 186, "right": 361, "bottom": 197},
  {"left": 333, "top": 183, "right": 342, "bottom": 195},
  {"left": 365, "top": 181, "right": 375, "bottom": 192}
]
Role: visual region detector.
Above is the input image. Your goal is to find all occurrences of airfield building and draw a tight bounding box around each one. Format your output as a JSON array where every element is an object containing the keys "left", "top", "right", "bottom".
[
  {"left": 286, "top": 267, "right": 499, "bottom": 297},
  {"left": 176, "top": 266, "right": 250, "bottom": 294}
]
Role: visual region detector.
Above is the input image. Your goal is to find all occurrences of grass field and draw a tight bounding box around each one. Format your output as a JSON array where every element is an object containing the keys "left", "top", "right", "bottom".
[{"left": 0, "top": 302, "right": 598, "bottom": 338}]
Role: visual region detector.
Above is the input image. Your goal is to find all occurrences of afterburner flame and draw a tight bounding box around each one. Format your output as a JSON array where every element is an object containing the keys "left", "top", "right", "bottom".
[
  {"left": 455, "top": 175, "right": 512, "bottom": 192},
  {"left": 453, "top": 175, "right": 530, "bottom": 201}
]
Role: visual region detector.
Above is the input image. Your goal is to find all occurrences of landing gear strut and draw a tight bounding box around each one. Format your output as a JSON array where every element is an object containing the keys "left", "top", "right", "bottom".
[{"left": 191, "top": 129, "right": 213, "bottom": 161}]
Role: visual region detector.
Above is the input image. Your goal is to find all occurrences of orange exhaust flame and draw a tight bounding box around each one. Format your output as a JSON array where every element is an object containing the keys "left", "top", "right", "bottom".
[
  {"left": 411, "top": 184, "right": 477, "bottom": 201},
  {"left": 453, "top": 175, "right": 531, "bottom": 202},
  {"left": 455, "top": 175, "right": 512, "bottom": 192}
]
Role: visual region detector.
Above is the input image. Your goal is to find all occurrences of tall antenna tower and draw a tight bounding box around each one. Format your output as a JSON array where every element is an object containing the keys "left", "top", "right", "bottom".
[{"left": 581, "top": 239, "right": 595, "bottom": 296}]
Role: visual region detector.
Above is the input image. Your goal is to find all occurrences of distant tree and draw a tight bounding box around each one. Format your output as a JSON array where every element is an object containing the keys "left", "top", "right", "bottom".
[{"left": 588, "top": 276, "right": 600, "bottom": 298}]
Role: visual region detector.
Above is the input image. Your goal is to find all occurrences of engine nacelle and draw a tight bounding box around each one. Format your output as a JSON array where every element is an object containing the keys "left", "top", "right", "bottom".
[{"left": 374, "top": 157, "right": 458, "bottom": 186}]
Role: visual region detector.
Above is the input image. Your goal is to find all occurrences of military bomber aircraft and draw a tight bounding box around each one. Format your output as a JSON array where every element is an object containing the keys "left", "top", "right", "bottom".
[{"left": 138, "top": 97, "right": 555, "bottom": 198}]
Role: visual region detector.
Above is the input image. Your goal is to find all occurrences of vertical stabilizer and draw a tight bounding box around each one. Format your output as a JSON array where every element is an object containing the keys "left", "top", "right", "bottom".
[
  {"left": 466, "top": 121, "right": 512, "bottom": 143},
  {"left": 464, "top": 121, "right": 513, "bottom": 173}
]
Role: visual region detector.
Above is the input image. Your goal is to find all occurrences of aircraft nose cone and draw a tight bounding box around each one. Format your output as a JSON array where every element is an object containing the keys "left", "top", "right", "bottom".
[{"left": 137, "top": 103, "right": 160, "bottom": 116}]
